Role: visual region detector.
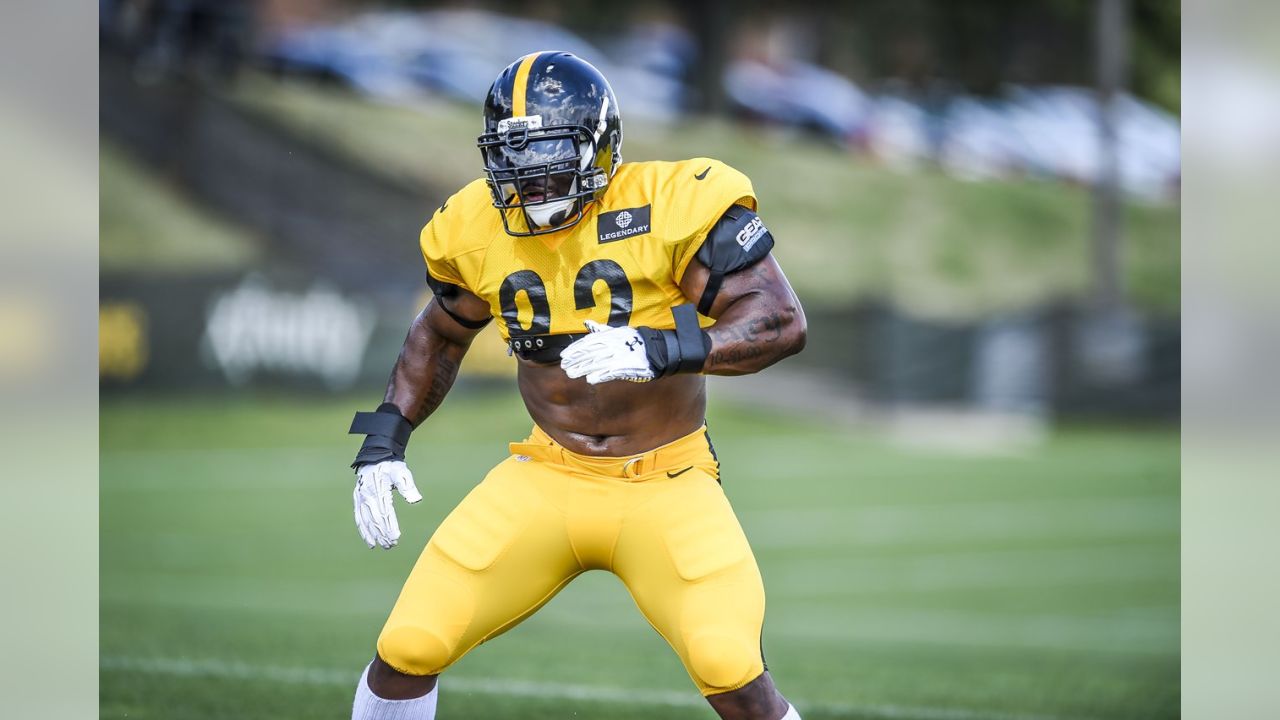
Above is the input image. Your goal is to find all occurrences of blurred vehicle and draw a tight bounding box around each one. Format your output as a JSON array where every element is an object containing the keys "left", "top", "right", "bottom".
[
  {"left": 936, "top": 95, "right": 1031, "bottom": 181},
  {"left": 999, "top": 86, "right": 1180, "bottom": 200},
  {"left": 725, "top": 58, "right": 872, "bottom": 144},
  {"left": 259, "top": 9, "right": 689, "bottom": 119},
  {"left": 255, "top": 8, "right": 1178, "bottom": 200},
  {"left": 866, "top": 83, "right": 1180, "bottom": 199},
  {"left": 722, "top": 53, "right": 1177, "bottom": 200}
]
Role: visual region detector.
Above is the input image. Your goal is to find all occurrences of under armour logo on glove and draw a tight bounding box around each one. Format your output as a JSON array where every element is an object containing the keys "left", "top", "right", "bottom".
[{"left": 561, "top": 320, "right": 656, "bottom": 384}]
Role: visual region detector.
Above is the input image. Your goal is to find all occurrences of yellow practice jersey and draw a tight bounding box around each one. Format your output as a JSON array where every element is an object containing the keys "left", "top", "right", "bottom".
[{"left": 420, "top": 158, "right": 757, "bottom": 343}]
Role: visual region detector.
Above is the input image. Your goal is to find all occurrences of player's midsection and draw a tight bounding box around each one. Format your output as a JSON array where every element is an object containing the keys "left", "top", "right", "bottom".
[{"left": 517, "top": 364, "right": 707, "bottom": 456}]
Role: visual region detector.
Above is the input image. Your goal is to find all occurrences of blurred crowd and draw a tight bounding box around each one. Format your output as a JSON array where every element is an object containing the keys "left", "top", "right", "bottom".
[{"left": 100, "top": 1, "right": 1180, "bottom": 202}]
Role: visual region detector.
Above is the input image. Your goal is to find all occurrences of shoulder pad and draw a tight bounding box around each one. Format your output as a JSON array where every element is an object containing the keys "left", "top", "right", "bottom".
[
  {"left": 657, "top": 158, "right": 756, "bottom": 236},
  {"left": 420, "top": 180, "right": 491, "bottom": 286},
  {"left": 695, "top": 205, "right": 774, "bottom": 275},
  {"left": 693, "top": 205, "right": 774, "bottom": 315},
  {"left": 420, "top": 180, "right": 493, "bottom": 259}
]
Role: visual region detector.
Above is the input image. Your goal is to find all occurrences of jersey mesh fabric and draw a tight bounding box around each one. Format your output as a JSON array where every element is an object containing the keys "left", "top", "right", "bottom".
[{"left": 419, "top": 158, "right": 758, "bottom": 342}]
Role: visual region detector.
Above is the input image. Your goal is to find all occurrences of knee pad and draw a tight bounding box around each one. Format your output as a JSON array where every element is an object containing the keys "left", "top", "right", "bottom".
[
  {"left": 378, "top": 562, "right": 477, "bottom": 676},
  {"left": 685, "top": 632, "right": 760, "bottom": 694},
  {"left": 377, "top": 625, "right": 454, "bottom": 676}
]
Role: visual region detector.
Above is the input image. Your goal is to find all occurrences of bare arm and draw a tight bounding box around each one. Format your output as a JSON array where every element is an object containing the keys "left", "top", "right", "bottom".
[
  {"left": 679, "top": 254, "right": 807, "bottom": 376},
  {"left": 384, "top": 288, "right": 491, "bottom": 426},
  {"left": 349, "top": 288, "right": 491, "bottom": 549}
]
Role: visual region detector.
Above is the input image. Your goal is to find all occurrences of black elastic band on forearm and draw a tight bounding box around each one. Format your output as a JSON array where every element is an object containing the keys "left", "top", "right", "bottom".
[
  {"left": 659, "top": 331, "right": 681, "bottom": 377},
  {"left": 671, "top": 304, "right": 710, "bottom": 374}
]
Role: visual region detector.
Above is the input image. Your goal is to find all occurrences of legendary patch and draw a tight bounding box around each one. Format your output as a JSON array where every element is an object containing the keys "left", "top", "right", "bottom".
[{"left": 597, "top": 205, "right": 652, "bottom": 243}]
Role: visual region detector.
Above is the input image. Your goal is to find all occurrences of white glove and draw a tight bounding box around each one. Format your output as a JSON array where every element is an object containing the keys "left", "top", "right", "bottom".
[
  {"left": 353, "top": 460, "right": 422, "bottom": 549},
  {"left": 561, "top": 320, "right": 656, "bottom": 384}
]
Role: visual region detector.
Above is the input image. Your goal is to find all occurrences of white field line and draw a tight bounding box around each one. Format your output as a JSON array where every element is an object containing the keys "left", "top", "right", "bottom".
[{"left": 101, "top": 655, "right": 1082, "bottom": 720}]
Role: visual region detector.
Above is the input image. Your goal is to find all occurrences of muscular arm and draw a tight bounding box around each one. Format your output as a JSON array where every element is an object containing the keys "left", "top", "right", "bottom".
[
  {"left": 383, "top": 288, "right": 491, "bottom": 426},
  {"left": 679, "top": 254, "right": 807, "bottom": 376}
]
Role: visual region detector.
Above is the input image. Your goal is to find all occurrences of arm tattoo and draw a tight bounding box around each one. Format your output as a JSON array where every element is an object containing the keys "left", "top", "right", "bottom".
[
  {"left": 389, "top": 349, "right": 461, "bottom": 426},
  {"left": 420, "top": 353, "right": 460, "bottom": 419},
  {"left": 384, "top": 307, "right": 474, "bottom": 426},
  {"left": 701, "top": 265, "right": 805, "bottom": 374},
  {"left": 708, "top": 344, "right": 769, "bottom": 366},
  {"left": 709, "top": 310, "right": 791, "bottom": 346}
]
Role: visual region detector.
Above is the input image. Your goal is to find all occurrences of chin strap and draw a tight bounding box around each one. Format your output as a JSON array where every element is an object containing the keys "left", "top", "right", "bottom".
[
  {"left": 525, "top": 193, "right": 578, "bottom": 227},
  {"left": 638, "top": 304, "right": 712, "bottom": 377}
]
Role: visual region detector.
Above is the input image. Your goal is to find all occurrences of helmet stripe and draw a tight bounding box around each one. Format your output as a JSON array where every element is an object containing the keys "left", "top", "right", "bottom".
[{"left": 511, "top": 52, "right": 543, "bottom": 117}]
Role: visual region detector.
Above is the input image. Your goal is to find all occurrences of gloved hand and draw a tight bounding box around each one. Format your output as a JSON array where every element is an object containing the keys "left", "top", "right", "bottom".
[
  {"left": 561, "top": 320, "right": 656, "bottom": 384},
  {"left": 353, "top": 460, "right": 422, "bottom": 549}
]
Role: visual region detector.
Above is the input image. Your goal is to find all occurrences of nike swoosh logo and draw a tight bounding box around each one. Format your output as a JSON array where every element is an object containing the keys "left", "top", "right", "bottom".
[
  {"left": 694, "top": 166, "right": 711, "bottom": 181},
  {"left": 666, "top": 466, "right": 694, "bottom": 478},
  {"left": 438, "top": 201, "right": 448, "bottom": 213}
]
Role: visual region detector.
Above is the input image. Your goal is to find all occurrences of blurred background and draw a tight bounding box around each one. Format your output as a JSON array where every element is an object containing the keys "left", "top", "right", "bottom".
[{"left": 98, "top": 1, "right": 1180, "bottom": 718}]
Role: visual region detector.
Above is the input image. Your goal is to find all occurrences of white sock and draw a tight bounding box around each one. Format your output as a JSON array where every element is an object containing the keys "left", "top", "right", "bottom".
[
  {"left": 351, "top": 663, "right": 438, "bottom": 720},
  {"left": 780, "top": 703, "right": 802, "bottom": 720}
]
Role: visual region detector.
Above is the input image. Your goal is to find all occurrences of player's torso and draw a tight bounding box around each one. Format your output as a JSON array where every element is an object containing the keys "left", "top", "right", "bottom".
[
  {"left": 450, "top": 161, "right": 710, "bottom": 343},
  {"left": 423, "top": 158, "right": 753, "bottom": 454}
]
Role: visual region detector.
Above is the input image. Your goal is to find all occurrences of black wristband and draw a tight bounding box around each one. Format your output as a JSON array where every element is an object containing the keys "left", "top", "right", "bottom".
[
  {"left": 671, "top": 304, "right": 709, "bottom": 373},
  {"left": 349, "top": 403, "right": 414, "bottom": 468},
  {"left": 640, "top": 305, "right": 712, "bottom": 378},
  {"left": 640, "top": 327, "right": 672, "bottom": 375}
]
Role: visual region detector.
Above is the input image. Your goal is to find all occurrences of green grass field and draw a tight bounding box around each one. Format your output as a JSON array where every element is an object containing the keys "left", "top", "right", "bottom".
[{"left": 101, "top": 392, "right": 1178, "bottom": 719}]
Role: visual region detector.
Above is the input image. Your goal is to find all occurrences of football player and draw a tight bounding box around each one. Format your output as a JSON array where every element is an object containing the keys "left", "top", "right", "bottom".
[{"left": 348, "top": 51, "right": 807, "bottom": 720}]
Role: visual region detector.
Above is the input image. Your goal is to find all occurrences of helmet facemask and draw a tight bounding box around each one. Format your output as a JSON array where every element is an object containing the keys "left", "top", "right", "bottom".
[{"left": 478, "top": 96, "right": 616, "bottom": 237}]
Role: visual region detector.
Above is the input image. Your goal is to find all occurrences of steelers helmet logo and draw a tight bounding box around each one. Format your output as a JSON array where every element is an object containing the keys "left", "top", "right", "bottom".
[{"left": 616, "top": 211, "right": 633, "bottom": 228}]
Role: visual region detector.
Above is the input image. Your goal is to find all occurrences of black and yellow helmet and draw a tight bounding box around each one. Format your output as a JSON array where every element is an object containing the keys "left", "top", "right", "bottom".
[{"left": 478, "top": 51, "right": 623, "bottom": 237}]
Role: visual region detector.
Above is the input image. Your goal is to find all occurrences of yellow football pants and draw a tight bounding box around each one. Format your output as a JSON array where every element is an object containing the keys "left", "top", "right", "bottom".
[{"left": 377, "top": 424, "right": 767, "bottom": 696}]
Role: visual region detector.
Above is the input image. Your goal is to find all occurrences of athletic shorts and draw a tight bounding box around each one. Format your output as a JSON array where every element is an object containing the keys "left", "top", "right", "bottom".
[{"left": 376, "top": 423, "right": 767, "bottom": 696}]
